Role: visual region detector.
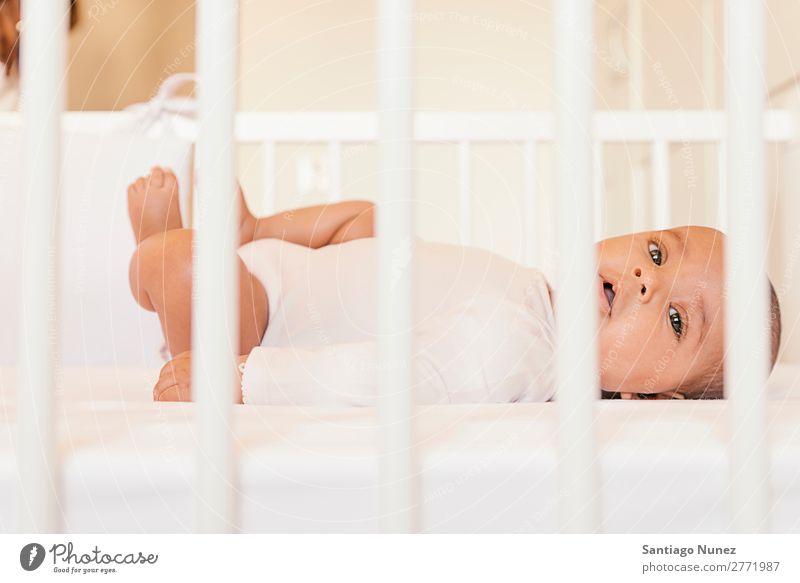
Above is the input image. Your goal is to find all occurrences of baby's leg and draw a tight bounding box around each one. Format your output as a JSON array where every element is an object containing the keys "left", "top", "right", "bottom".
[
  {"left": 129, "top": 229, "right": 269, "bottom": 356},
  {"left": 127, "top": 166, "right": 255, "bottom": 245},
  {"left": 127, "top": 167, "right": 267, "bottom": 356}
]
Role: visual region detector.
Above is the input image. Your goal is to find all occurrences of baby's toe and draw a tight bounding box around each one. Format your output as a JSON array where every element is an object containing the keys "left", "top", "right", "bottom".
[
  {"left": 150, "top": 167, "right": 164, "bottom": 188},
  {"left": 126, "top": 184, "right": 139, "bottom": 208},
  {"left": 128, "top": 176, "right": 141, "bottom": 194},
  {"left": 162, "top": 169, "right": 178, "bottom": 192}
]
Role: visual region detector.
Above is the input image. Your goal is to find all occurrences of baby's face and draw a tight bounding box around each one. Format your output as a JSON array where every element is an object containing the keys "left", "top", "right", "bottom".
[{"left": 595, "top": 226, "right": 724, "bottom": 399}]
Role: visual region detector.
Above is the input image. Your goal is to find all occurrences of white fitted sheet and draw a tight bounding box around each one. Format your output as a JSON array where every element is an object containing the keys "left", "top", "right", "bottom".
[{"left": 1, "top": 364, "right": 799, "bottom": 533}]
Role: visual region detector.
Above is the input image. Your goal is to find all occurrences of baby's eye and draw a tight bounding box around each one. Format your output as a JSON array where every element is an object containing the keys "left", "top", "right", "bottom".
[
  {"left": 668, "top": 305, "right": 683, "bottom": 338},
  {"left": 648, "top": 242, "right": 663, "bottom": 265}
]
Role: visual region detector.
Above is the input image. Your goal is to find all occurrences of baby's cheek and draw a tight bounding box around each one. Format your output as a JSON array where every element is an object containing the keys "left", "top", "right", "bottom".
[
  {"left": 597, "top": 328, "right": 625, "bottom": 375},
  {"left": 598, "top": 318, "right": 635, "bottom": 351},
  {"left": 636, "top": 342, "right": 681, "bottom": 390}
]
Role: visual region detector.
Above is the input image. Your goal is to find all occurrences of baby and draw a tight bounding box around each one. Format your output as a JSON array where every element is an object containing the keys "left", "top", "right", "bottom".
[{"left": 128, "top": 167, "right": 781, "bottom": 405}]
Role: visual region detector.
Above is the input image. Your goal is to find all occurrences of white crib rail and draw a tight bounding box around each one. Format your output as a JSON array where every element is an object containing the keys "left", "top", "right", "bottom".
[
  {"left": 726, "top": 0, "right": 770, "bottom": 533},
  {"left": 193, "top": 0, "right": 239, "bottom": 532},
  {"left": 10, "top": 109, "right": 791, "bottom": 250},
  {"left": 377, "top": 0, "right": 417, "bottom": 534},
  {"left": 651, "top": 140, "right": 670, "bottom": 231},
  {"left": 553, "top": 0, "right": 599, "bottom": 533},
  {"left": 8, "top": 107, "right": 791, "bottom": 142},
  {"left": 16, "top": 0, "right": 68, "bottom": 534},
  {"left": 164, "top": 109, "right": 792, "bottom": 244}
]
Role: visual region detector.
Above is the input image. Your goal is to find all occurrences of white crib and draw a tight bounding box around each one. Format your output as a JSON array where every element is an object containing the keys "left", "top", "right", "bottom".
[{"left": 3, "top": 0, "right": 798, "bottom": 534}]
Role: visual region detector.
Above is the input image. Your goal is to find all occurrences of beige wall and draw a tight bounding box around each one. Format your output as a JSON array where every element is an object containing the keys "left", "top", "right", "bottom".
[
  {"left": 67, "top": 0, "right": 195, "bottom": 110},
  {"left": 235, "top": 0, "right": 722, "bottom": 257},
  {"left": 65, "top": 1, "right": 800, "bottom": 111}
]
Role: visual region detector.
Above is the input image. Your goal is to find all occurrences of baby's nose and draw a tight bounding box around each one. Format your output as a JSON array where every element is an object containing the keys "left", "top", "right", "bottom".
[{"left": 631, "top": 266, "right": 652, "bottom": 300}]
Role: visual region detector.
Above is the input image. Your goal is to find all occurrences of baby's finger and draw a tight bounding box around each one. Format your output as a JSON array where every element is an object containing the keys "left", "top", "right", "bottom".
[
  {"left": 155, "top": 386, "right": 175, "bottom": 402},
  {"left": 153, "top": 378, "right": 176, "bottom": 401},
  {"left": 157, "top": 384, "right": 190, "bottom": 402},
  {"left": 154, "top": 365, "right": 180, "bottom": 393},
  {"left": 155, "top": 371, "right": 172, "bottom": 393},
  {"left": 158, "top": 360, "right": 181, "bottom": 381}
]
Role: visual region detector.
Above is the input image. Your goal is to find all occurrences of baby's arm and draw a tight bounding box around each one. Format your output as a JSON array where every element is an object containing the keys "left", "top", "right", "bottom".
[{"left": 240, "top": 200, "right": 374, "bottom": 248}]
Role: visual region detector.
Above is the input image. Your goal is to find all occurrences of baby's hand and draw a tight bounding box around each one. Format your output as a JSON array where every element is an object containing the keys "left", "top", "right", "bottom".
[
  {"left": 153, "top": 351, "right": 249, "bottom": 403},
  {"left": 154, "top": 350, "right": 193, "bottom": 402}
]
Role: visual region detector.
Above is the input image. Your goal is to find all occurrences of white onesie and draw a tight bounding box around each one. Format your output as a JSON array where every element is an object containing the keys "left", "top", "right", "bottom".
[
  {"left": 0, "top": 72, "right": 19, "bottom": 111},
  {"left": 236, "top": 237, "right": 556, "bottom": 406}
]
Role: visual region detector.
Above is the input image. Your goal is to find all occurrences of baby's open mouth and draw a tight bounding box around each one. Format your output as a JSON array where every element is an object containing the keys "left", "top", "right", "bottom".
[
  {"left": 603, "top": 281, "right": 616, "bottom": 308},
  {"left": 597, "top": 276, "right": 616, "bottom": 313}
]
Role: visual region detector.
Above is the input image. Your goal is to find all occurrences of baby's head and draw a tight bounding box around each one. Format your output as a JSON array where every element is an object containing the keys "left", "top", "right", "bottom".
[{"left": 596, "top": 226, "right": 781, "bottom": 400}]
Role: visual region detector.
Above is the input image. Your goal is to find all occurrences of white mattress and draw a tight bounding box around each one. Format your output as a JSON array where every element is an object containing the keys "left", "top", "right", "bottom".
[{"left": 1, "top": 364, "right": 800, "bottom": 533}]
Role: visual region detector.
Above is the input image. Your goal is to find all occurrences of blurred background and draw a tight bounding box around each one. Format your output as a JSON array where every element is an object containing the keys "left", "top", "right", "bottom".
[
  {"left": 57, "top": 1, "right": 800, "bottom": 231},
  {"left": 63, "top": 1, "right": 798, "bottom": 111}
]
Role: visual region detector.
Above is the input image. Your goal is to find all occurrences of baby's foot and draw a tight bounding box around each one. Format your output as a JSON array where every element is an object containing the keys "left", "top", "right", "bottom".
[
  {"left": 237, "top": 181, "right": 258, "bottom": 245},
  {"left": 128, "top": 166, "right": 183, "bottom": 244}
]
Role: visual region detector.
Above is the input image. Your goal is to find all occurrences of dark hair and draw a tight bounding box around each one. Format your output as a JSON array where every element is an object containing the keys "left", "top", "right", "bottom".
[
  {"left": 2, "top": 1, "right": 78, "bottom": 75},
  {"left": 0, "top": 0, "right": 78, "bottom": 21},
  {"left": 679, "top": 278, "right": 781, "bottom": 400},
  {"left": 71, "top": 1, "right": 79, "bottom": 28}
]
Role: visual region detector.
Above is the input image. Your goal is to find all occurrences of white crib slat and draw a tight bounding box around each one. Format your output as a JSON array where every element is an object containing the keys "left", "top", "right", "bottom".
[
  {"left": 651, "top": 141, "right": 670, "bottom": 230},
  {"left": 725, "top": 0, "right": 770, "bottom": 533},
  {"left": 631, "top": 162, "right": 647, "bottom": 232},
  {"left": 377, "top": 0, "right": 417, "bottom": 533},
  {"left": 194, "top": 0, "right": 238, "bottom": 533},
  {"left": 261, "top": 141, "right": 276, "bottom": 216},
  {"left": 458, "top": 141, "right": 471, "bottom": 245},
  {"left": 553, "top": 0, "right": 599, "bottom": 533},
  {"left": 523, "top": 140, "right": 538, "bottom": 266},
  {"left": 717, "top": 143, "right": 727, "bottom": 232},
  {"left": 327, "top": 141, "right": 342, "bottom": 202},
  {"left": 17, "top": 0, "right": 67, "bottom": 534},
  {"left": 593, "top": 141, "right": 604, "bottom": 239}
]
